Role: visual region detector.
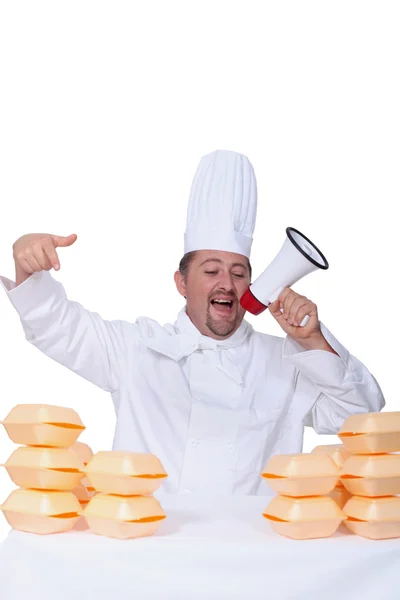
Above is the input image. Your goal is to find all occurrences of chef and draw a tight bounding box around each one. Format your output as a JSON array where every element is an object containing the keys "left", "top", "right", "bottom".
[{"left": 1, "top": 150, "right": 385, "bottom": 495}]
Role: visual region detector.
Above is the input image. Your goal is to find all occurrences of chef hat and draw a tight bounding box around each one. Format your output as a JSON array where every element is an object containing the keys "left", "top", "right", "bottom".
[{"left": 184, "top": 150, "right": 257, "bottom": 258}]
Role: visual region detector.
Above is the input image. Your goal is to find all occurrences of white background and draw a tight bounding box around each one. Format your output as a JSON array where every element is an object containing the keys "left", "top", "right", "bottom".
[{"left": 0, "top": 1, "right": 399, "bottom": 542}]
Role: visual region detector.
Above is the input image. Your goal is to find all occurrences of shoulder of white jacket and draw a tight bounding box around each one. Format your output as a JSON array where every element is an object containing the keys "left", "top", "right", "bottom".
[{"left": 134, "top": 315, "right": 174, "bottom": 338}]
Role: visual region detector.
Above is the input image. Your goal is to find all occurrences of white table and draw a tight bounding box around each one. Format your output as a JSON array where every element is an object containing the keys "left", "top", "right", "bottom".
[{"left": 1, "top": 493, "right": 399, "bottom": 600}]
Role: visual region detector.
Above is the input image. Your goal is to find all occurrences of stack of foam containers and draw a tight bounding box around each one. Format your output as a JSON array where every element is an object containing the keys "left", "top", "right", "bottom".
[
  {"left": 69, "top": 441, "right": 96, "bottom": 530},
  {"left": 338, "top": 412, "right": 400, "bottom": 540},
  {"left": 0, "top": 404, "right": 86, "bottom": 534},
  {"left": 261, "top": 453, "right": 345, "bottom": 540},
  {"left": 82, "top": 451, "right": 168, "bottom": 540},
  {"left": 311, "top": 444, "right": 352, "bottom": 509}
]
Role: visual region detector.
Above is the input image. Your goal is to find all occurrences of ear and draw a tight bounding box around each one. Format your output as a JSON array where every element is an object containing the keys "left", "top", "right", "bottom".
[{"left": 174, "top": 270, "right": 187, "bottom": 298}]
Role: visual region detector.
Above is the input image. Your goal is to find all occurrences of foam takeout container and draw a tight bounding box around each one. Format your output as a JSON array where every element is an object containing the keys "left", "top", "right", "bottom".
[
  {"left": 263, "top": 495, "right": 345, "bottom": 540},
  {"left": 0, "top": 404, "right": 85, "bottom": 447},
  {"left": 71, "top": 484, "right": 91, "bottom": 505},
  {"left": 311, "top": 444, "right": 351, "bottom": 468},
  {"left": 261, "top": 453, "right": 340, "bottom": 497},
  {"left": 83, "top": 494, "right": 166, "bottom": 539},
  {"left": 338, "top": 412, "right": 400, "bottom": 454},
  {"left": 70, "top": 442, "right": 94, "bottom": 465},
  {"left": 0, "top": 489, "right": 82, "bottom": 534},
  {"left": 70, "top": 442, "right": 95, "bottom": 494},
  {"left": 329, "top": 486, "right": 352, "bottom": 510},
  {"left": 1, "top": 446, "right": 85, "bottom": 490},
  {"left": 343, "top": 496, "right": 400, "bottom": 539},
  {"left": 340, "top": 454, "right": 400, "bottom": 497},
  {"left": 84, "top": 451, "right": 168, "bottom": 495}
]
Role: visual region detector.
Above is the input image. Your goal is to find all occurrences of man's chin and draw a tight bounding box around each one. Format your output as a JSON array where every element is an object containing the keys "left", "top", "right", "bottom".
[{"left": 205, "top": 315, "right": 239, "bottom": 338}]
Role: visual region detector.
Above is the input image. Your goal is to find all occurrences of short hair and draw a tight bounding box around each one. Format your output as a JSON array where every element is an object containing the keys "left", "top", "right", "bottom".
[{"left": 179, "top": 251, "right": 252, "bottom": 281}]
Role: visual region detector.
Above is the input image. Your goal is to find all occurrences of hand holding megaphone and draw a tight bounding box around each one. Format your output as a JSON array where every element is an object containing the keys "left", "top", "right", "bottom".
[
  {"left": 240, "top": 227, "right": 329, "bottom": 327},
  {"left": 268, "top": 287, "right": 320, "bottom": 337}
]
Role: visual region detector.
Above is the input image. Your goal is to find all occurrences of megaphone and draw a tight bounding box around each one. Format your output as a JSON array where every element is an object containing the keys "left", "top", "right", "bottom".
[{"left": 240, "top": 227, "right": 329, "bottom": 327}]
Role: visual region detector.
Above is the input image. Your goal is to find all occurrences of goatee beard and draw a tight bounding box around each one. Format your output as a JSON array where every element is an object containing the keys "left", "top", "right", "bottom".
[{"left": 205, "top": 306, "right": 238, "bottom": 337}]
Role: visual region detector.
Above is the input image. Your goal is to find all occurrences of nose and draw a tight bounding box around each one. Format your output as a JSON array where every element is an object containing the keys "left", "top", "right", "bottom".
[{"left": 217, "top": 270, "right": 236, "bottom": 292}]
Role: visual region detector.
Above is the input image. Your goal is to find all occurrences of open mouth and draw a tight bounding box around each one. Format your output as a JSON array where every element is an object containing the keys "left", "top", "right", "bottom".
[{"left": 210, "top": 298, "right": 235, "bottom": 313}]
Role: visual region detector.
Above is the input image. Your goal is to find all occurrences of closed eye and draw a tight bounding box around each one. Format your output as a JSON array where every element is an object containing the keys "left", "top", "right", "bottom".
[{"left": 205, "top": 271, "right": 217, "bottom": 275}]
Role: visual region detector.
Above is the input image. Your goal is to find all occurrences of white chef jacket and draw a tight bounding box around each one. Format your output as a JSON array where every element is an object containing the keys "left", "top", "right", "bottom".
[{"left": 0, "top": 271, "right": 385, "bottom": 495}]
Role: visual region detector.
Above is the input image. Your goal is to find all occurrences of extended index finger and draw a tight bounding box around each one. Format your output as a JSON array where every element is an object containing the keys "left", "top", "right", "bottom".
[{"left": 42, "top": 238, "right": 60, "bottom": 270}]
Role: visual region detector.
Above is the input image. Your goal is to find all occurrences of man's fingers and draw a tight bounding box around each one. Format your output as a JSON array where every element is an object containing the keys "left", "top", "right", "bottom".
[
  {"left": 19, "top": 258, "right": 34, "bottom": 274},
  {"left": 293, "top": 302, "right": 317, "bottom": 327},
  {"left": 24, "top": 252, "right": 42, "bottom": 272},
  {"left": 269, "top": 299, "right": 285, "bottom": 319},
  {"left": 287, "top": 297, "right": 308, "bottom": 324},
  {"left": 42, "top": 239, "right": 60, "bottom": 270},
  {"left": 31, "top": 243, "right": 52, "bottom": 271},
  {"left": 52, "top": 233, "right": 78, "bottom": 248},
  {"left": 282, "top": 291, "right": 296, "bottom": 320}
]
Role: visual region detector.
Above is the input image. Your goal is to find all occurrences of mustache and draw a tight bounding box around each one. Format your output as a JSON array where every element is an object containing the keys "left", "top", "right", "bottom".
[{"left": 208, "top": 291, "right": 238, "bottom": 302}]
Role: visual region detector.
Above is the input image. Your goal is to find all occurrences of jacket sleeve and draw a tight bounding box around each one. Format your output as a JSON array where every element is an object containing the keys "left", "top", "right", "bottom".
[
  {"left": 0, "top": 271, "right": 137, "bottom": 393},
  {"left": 282, "top": 322, "right": 386, "bottom": 434}
]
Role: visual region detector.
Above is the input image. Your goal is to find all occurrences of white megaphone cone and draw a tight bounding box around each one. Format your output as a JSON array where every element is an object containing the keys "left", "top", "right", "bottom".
[{"left": 240, "top": 227, "right": 329, "bottom": 327}]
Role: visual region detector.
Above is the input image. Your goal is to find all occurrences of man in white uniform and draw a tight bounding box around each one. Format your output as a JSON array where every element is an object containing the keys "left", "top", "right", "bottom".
[{"left": 0, "top": 150, "right": 384, "bottom": 495}]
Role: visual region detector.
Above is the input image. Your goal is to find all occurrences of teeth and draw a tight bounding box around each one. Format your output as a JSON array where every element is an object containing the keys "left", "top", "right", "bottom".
[{"left": 213, "top": 299, "right": 232, "bottom": 304}]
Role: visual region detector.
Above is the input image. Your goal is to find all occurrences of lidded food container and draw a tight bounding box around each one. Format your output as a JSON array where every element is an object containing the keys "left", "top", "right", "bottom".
[
  {"left": 70, "top": 442, "right": 96, "bottom": 495},
  {"left": 84, "top": 451, "right": 168, "bottom": 495},
  {"left": 83, "top": 494, "right": 166, "bottom": 539},
  {"left": 261, "top": 453, "right": 340, "bottom": 497},
  {"left": 343, "top": 496, "right": 400, "bottom": 539},
  {"left": 338, "top": 412, "right": 400, "bottom": 454},
  {"left": 340, "top": 454, "right": 400, "bottom": 497},
  {"left": 0, "top": 489, "right": 81, "bottom": 534},
  {"left": 329, "top": 486, "right": 351, "bottom": 510},
  {"left": 0, "top": 404, "right": 85, "bottom": 447},
  {"left": 71, "top": 484, "right": 91, "bottom": 506},
  {"left": 2, "top": 446, "right": 85, "bottom": 490},
  {"left": 311, "top": 444, "right": 351, "bottom": 469},
  {"left": 311, "top": 444, "right": 351, "bottom": 495},
  {"left": 263, "top": 495, "right": 345, "bottom": 540},
  {"left": 70, "top": 442, "right": 94, "bottom": 465}
]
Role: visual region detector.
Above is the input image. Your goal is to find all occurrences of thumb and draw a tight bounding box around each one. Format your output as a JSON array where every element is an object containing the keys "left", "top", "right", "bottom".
[
  {"left": 52, "top": 233, "right": 78, "bottom": 248},
  {"left": 268, "top": 299, "right": 284, "bottom": 321}
]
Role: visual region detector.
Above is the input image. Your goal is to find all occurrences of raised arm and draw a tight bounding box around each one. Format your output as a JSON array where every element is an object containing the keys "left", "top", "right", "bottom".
[{"left": 1, "top": 233, "right": 135, "bottom": 393}]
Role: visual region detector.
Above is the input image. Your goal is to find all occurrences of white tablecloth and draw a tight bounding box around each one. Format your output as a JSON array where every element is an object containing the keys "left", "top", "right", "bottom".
[{"left": 1, "top": 493, "right": 400, "bottom": 600}]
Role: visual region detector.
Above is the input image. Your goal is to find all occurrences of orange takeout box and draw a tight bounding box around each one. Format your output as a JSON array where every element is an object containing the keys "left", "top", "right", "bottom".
[
  {"left": 83, "top": 494, "right": 166, "bottom": 539},
  {"left": 338, "top": 412, "right": 400, "bottom": 454},
  {"left": 343, "top": 496, "right": 400, "bottom": 539},
  {"left": 261, "top": 453, "right": 340, "bottom": 497},
  {"left": 84, "top": 451, "right": 168, "bottom": 495},
  {"left": 329, "top": 486, "right": 352, "bottom": 510},
  {"left": 71, "top": 484, "right": 91, "bottom": 505},
  {"left": 0, "top": 404, "right": 85, "bottom": 447},
  {"left": 1, "top": 446, "right": 85, "bottom": 490},
  {"left": 263, "top": 495, "right": 345, "bottom": 540},
  {"left": 70, "top": 442, "right": 96, "bottom": 495},
  {"left": 340, "top": 454, "right": 400, "bottom": 497},
  {"left": 70, "top": 442, "right": 94, "bottom": 465},
  {"left": 311, "top": 444, "right": 351, "bottom": 469},
  {"left": 0, "top": 489, "right": 82, "bottom": 534}
]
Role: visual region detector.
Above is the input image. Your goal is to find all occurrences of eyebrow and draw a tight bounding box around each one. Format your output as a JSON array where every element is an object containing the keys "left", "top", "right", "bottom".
[{"left": 199, "top": 258, "right": 247, "bottom": 269}]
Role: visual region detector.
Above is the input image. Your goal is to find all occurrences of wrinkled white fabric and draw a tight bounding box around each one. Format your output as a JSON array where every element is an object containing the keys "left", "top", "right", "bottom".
[{"left": 0, "top": 271, "right": 385, "bottom": 495}]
